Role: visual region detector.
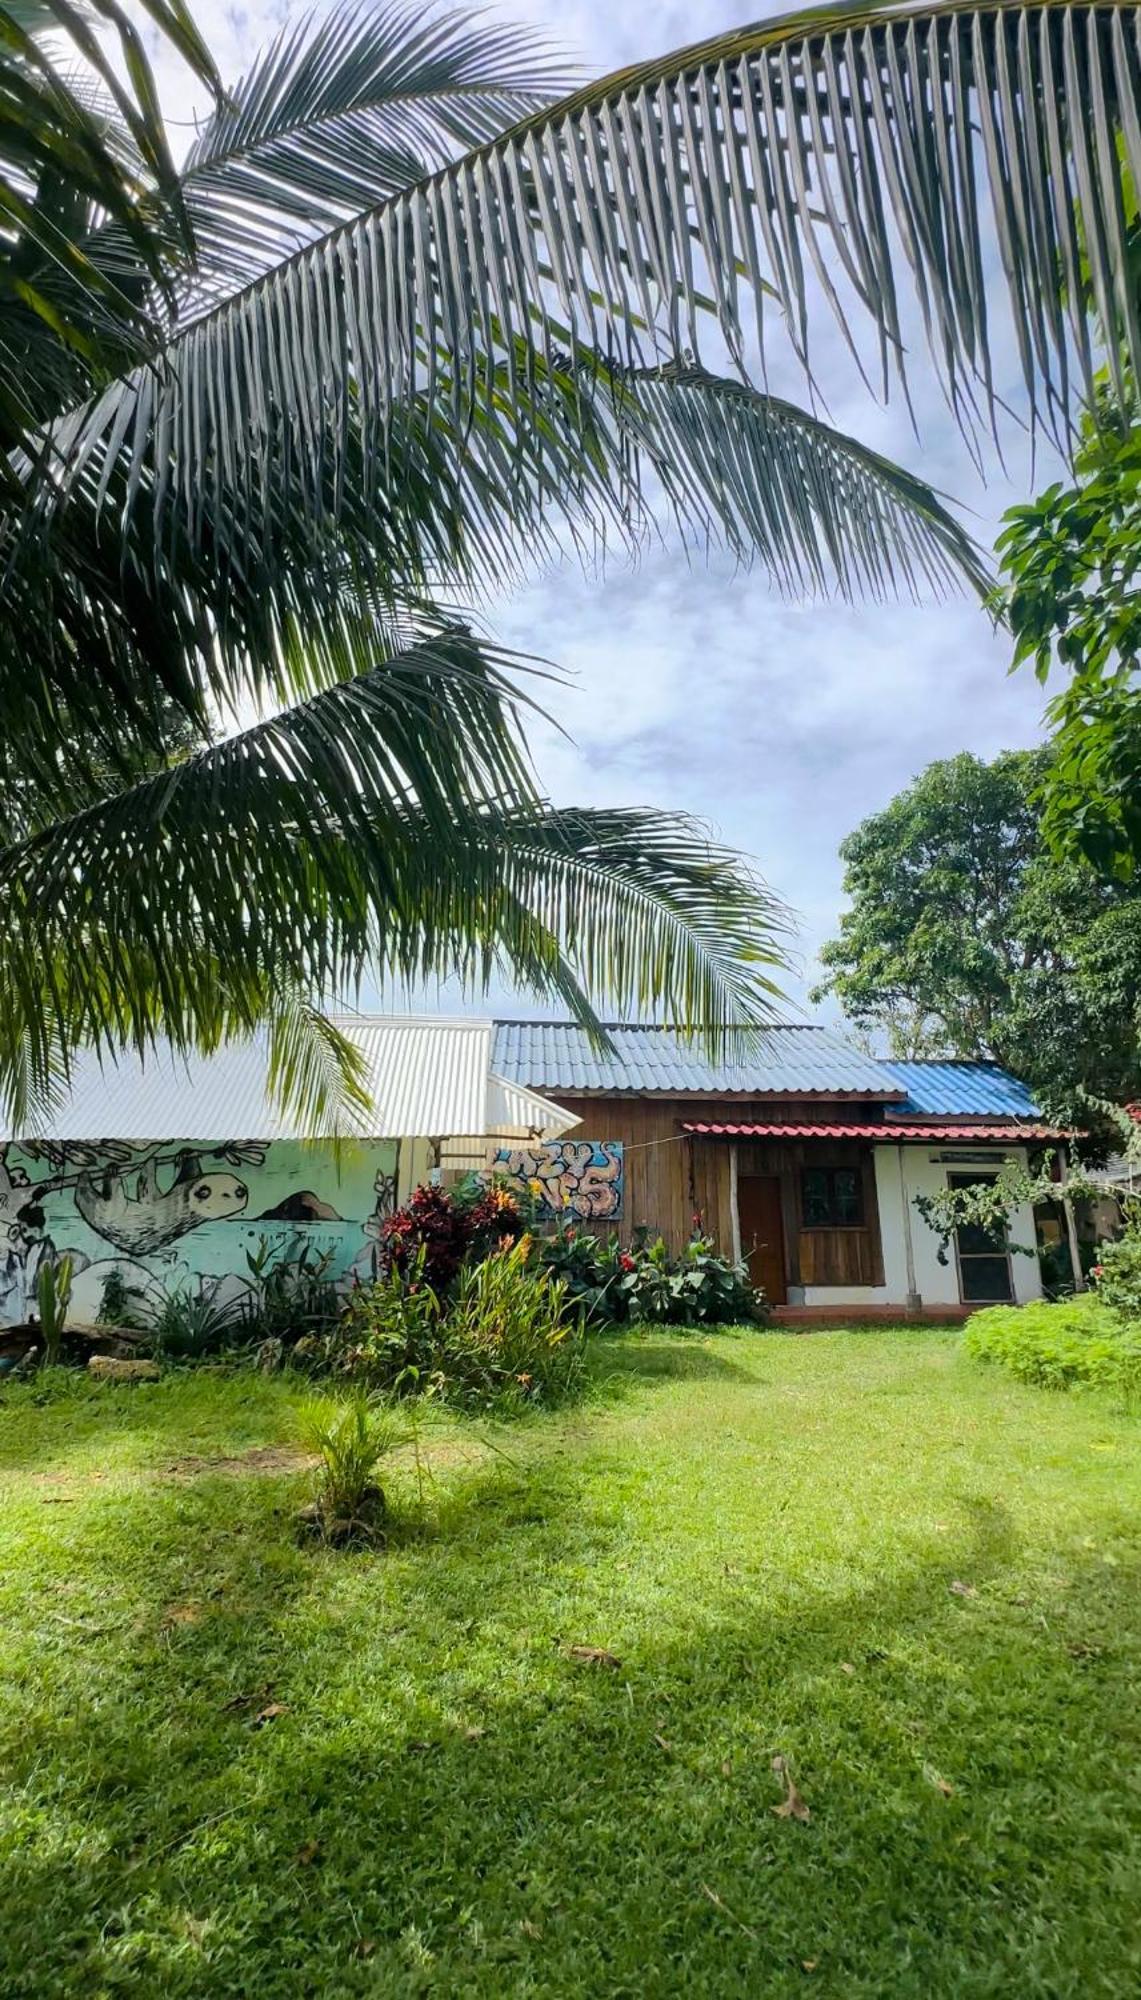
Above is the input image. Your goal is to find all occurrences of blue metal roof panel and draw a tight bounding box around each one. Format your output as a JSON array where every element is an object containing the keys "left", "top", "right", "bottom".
[
  {"left": 490, "top": 1022, "right": 903, "bottom": 1097},
  {"left": 881, "top": 1059, "right": 1041, "bottom": 1118}
]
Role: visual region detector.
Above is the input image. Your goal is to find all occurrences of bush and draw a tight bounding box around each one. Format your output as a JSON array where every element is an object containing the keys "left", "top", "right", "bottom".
[
  {"left": 445, "top": 1238, "right": 582, "bottom": 1406},
  {"left": 1092, "top": 1226, "right": 1141, "bottom": 1324},
  {"left": 536, "top": 1219, "right": 766, "bottom": 1328},
  {"left": 335, "top": 1250, "right": 444, "bottom": 1394},
  {"left": 965, "top": 1293, "right": 1141, "bottom": 1397},
  {"left": 297, "top": 1390, "right": 405, "bottom": 1541},
  {"left": 379, "top": 1184, "right": 486, "bottom": 1293},
  {"left": 151, "top": 1285, "right": 250, "bottom": 1359},
  {"left": 329, "top": 1239, "right": 583, "bottom": 1409},
  {"left": 243, "top": 1239, "right": 341, "bottom": 1347}
]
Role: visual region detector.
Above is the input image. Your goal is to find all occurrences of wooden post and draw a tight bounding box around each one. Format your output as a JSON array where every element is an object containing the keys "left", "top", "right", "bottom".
[
  {"left": 729, "top": 1144, "right": 742, "bottom": 1266},
  {"left": 897, "top": 1145, "right": 922, "bottom": 1315},
  {"left": 1059, "top": 1142, "right": 1086, "bottom": 1294}
]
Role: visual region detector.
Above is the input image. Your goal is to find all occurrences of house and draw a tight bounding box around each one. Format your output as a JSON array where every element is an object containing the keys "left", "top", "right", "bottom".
[
  {"left": 489, "top": 1022, "right": 1073, "bottom": 1320},
  {"left": 0, "top": 1018, "right": 574, "bottom": 1327}
]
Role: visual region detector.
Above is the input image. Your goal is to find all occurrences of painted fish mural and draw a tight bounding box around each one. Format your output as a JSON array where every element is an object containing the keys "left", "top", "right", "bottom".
[{"left": 490, "top": 1140, "right": 624, "bottom": 1220}]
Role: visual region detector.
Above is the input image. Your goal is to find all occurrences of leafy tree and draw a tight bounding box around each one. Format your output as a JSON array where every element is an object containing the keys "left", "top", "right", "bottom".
[
  {"left": 5, "top": 0, "right": 1141, "bottom": 1126},
  {"left": 996, "top": 399, "right": 1141, "bottom": 881},
  {"left": 813, "top": 750, "right": 1141, "bottom": 1116}
]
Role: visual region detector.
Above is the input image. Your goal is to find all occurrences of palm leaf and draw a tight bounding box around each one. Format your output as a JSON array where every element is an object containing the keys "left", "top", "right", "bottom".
[
  {"left": 176, "top": 0, "right": 571, "bottom": 297},
  {"left": 0, "top": 628, "right": 789, "bottom": 1118}
]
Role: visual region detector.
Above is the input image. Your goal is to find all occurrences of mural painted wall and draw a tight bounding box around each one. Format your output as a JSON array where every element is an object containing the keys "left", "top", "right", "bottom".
[
  {"left": 0, "top": 1138, "right": 398, "bottom": 1326},
  {"left": 490, "top": 1140, "right": 624, "bottom": 1220}
]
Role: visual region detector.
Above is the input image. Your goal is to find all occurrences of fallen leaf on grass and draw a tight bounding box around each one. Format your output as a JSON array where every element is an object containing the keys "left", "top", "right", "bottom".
[
  {"left": 771, "top": 1754, "right": 811, "bottom": 1822},
  {"left": 295, "top": 1839, "right": 321, "bottom": 1866},
  {"left": 220, "top": 1684, "right": 273, "bottom": 1715},
  {"left": 700, "top": 1884, "right": 758, "bottom": 1940},
  {"left": 162, "top": 1603, "right": 204, "bottom": 1629},
  {"left": 949, "top": 1580, "right": 977, "bottom": 1598},
  {"left": 653, "top": 1733, "right": 673, "bottom": 1755},
  {"left": 253, "top": 1702, "right": 290, "bottom": 1727},
  {"left": 463, "top": 1725, "right": 486, "bottom": 1741},
  {"left": 802, "top": 1960, "right": 819, "bottom": 1973},
  {"left": 923, "top": 1765, "right": 955, "bottom": 1798},
  {"left": 839, "top": 1662, "right": 856, "bottom": 1675},
  {"left": 519, "top": 1920, "right": 543, "bottom": 1940},
  {"left": 566, "top": 1645, "right": 622, "bottom": 1669},
  {"left": 721, "top": 1759, "right": 733, "bottom": 1777},
  {"left": 352, "top": 1939, "right": 376, "bottom": 1960}
]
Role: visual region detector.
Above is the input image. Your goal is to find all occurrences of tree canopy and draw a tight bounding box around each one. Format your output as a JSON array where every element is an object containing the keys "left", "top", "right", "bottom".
[
  {"left": 996, "top": 398, "right": 1141, "bottom": 882},
  {"left": 813, "top": 749, "right": 1141, "bottom": 1116}
]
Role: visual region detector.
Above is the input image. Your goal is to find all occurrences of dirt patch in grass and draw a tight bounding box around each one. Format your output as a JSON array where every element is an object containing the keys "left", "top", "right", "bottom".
[{"left": 165, "top": 1444, "right": 314, "bottom": 1478}]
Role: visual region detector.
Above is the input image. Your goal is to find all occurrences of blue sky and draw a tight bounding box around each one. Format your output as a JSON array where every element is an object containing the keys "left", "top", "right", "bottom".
[{"left": 163, "top": 1, "right": 1059, "bottom": 1022}]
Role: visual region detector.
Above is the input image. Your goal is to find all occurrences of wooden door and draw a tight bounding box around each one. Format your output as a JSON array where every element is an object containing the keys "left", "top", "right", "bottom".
[{"left": 738, "top": 1174, "right": 787, "bottom": 1305}]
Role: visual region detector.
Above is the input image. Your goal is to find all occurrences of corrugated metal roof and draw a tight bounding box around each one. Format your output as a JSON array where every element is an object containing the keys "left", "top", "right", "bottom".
[
  {"left": 491, "top": 1022, "right": 903, "bottom": 1097},
  {"left": 881, "top": 1060, "right": 1042, "bottom": 1118},
  {"left": 683, "top": 1121, "right": 1068, "bottom": 1141},
  {"left": 1, "top": 1018, "right": 576, "bottom": 1143}
]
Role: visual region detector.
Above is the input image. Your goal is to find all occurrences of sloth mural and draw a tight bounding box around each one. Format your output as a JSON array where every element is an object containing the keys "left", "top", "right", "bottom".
[
  {"left": 490, "top": 1139, "right": 624, "bottom": 1220},
  {"left": 0, "top": 1138, "right": 398, "bottom": 1326}
]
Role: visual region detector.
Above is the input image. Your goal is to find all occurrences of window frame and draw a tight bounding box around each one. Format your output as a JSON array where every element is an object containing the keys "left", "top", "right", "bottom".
[{"left": 800, "top": 1163, "right": 864, "bottom": 1230}]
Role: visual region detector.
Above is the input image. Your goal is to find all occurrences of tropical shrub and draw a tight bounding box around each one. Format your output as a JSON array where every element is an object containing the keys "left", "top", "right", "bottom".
[
  {"left": 444, "top": 1239, "right": 582, "bottom": 1407},
  {"left": 965, "top": 1295, "right": 1141, "bottom": 1398},
  {"left": 536, "top": 1220, "right": 633, "bottom": 1323},
  {"left": 243, "top": 1239, "right": 341, "bottom": 1347},
  {"left": 335, "top": 1251, "right": 445, "bottom": 1396},
  {"left": 329, "top": 1239, "right": 582, "bottom": 1409},
  {"left": 297, "top": 1391, "right": 405, "bottom": 1542},
  {"left": 1092, "top": 1226, "right": 1141, "bottom": 1326},
  {"left": 151, "top": 1286, "right": 250, "bottom": 1360},
  {"left": 34, "top": 1254, "right": 73, "bottom": 1366},
  {"left": 378, "top": 1184, "right": 481, "bottom": 1294},
  {"left": 96, "top": 1267, "right": 150, "bottom": 1330},
  {"left": 536, "top": 1219, "right": 766, "bottom": 1328}
]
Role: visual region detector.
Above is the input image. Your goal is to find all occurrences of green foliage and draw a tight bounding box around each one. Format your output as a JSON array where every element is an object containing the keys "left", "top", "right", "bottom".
[
  {"left": 534, "top": 1218, "right": 766, "bottom": 1328},
  {"left": 95, "top": 1267, "right": 149, "bottom": 1331},
  {"left": 243, "top": 1240, "right": 341, "bottom": 1348},
  {"left": 33, "top": 1252, "right": 72, "bottom": 1366},
  {"left": 444, "top": 1240, "right": 582, "bottom": 1408},
  {"left": 336, "top": 1239, "right": 582, "bottom": 1411},
  {"left": 996, "top": 401, "right": 1141, "bottom": 881},
  {"left": 965, "top": 1294, "right": 1141, "bottom": 1399},
  {"left": 150, "top": 1286, "right": 249, "bottom": 1361},
  {"left": 296, "top": 1390, "right": 404, "bottom": 1532},
  {"left": 1092, "top": 1226, "right": 1141, "bottom": 1325},
  {"left": 336, "top": 1252, "right": 445, "bottom": 1396},
  {"left": 813, "top": 748, "right": 1141, "bottom": 1118}
]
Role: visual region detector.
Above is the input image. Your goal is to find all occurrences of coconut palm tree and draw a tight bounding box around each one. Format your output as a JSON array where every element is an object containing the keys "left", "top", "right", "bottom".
[{"left": 4, "top": 0, "right": 1133, "bottom": 1125}]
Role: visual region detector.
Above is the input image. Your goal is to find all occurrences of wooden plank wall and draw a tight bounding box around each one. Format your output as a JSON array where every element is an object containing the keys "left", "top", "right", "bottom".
[{"left": 550, "top": 1097, "right": 886, "bottom": 1286}]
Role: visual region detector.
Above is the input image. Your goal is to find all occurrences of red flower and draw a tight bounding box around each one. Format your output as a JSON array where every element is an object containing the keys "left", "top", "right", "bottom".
[
  {"left": 1092, "top": 1265, "right": 1104, "bottom": 1279},
  {"left": 619, "top": 1252, "right": 636, "bottom": 1272}
]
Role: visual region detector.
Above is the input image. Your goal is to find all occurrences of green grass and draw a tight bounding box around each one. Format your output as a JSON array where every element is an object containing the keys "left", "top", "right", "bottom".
[{"left": 1, "top": 1331, "right": 1139, "bottom": 1998}]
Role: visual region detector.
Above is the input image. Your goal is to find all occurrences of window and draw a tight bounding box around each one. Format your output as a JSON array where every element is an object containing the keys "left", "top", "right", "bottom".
[
  {"left": 949, "top": 1174, "right": 1014, "bottom": 1304},
  {"left": 801, "top": 1166, "right": 862, "bottom": 1228}
]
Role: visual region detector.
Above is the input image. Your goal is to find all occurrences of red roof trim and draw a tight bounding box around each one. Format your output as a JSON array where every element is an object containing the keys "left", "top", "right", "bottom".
[{"left": 681, "top": 1121, "right": 1071, "bottom": 1141}]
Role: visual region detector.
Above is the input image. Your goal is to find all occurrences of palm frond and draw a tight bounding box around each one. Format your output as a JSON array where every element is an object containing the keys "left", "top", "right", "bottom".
[
  {"left": 265, "top": 993, "right": 373, "bottom": 1137},
  {"left": 177, "top": 0, "right": 571, "bottom": 297},
  {"left": 622, "top": 364, "right": 991, "bottom": 597},
  {"left": 0, "top": 626, "right": 789, "bottom": 1117}
]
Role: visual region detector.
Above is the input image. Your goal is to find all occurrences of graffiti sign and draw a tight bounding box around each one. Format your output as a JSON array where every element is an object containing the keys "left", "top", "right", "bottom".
[{"left": 490, "top": 1140, "right": 624, "bottom": 1220}]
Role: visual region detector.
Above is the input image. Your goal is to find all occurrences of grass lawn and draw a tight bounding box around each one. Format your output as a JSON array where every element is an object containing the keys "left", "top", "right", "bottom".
[{"left": 1, "top": 1330, "right": 1139, "bottom": 1998}]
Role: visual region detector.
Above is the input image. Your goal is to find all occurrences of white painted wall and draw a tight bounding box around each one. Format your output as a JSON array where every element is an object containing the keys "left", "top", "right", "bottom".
[{"left": 801, "top": 1147, "right": 1043, "bottom": 1310}]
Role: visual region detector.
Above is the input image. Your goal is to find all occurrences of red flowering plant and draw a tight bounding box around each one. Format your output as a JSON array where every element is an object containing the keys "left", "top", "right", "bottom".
[{"left": 378, "top": 1184, "right": 474, "bottom": 1294}]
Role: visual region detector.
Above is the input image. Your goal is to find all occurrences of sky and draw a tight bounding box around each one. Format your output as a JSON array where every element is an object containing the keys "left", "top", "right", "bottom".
[{"left": 152, "top": 0, "right": 1060, "bottom": 1026}]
